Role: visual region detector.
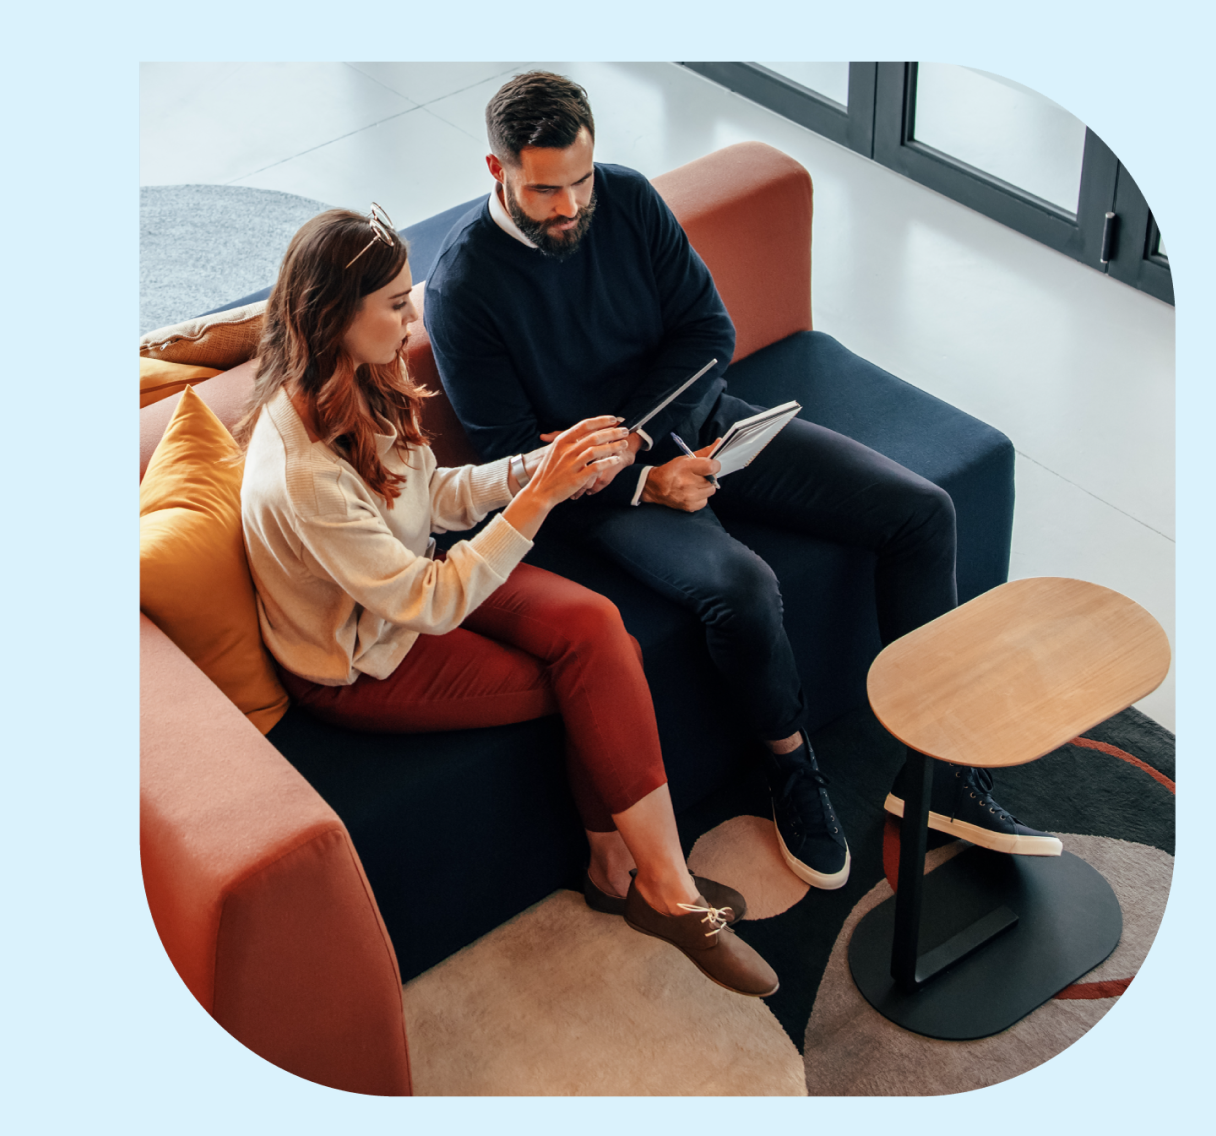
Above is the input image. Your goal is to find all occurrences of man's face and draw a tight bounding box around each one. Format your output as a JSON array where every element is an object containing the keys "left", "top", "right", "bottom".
[{"left": 488, "top": 126, "right": 597, "bottom": 259}]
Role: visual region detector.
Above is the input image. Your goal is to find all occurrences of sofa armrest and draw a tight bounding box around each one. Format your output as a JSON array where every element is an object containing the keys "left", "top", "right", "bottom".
[
  {"left": 653, "top": 141, "right": 814, "bottom": 363},
  {"left": 139, "top": 613, "right": 412, "bottom": 1095}
]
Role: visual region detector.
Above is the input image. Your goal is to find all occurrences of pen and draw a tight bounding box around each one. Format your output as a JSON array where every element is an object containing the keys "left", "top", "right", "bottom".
[{"left": 671, "top": 432, "right": 720, "bottom": 490}]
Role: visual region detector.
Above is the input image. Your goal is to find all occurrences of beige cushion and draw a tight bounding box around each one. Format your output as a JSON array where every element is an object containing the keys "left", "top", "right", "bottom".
[
  {"left": 140, "top": 357, "right": 223, "bottom": 408},
  {"left": 140, "top": 300, "right": 266, "bottom": 371}
]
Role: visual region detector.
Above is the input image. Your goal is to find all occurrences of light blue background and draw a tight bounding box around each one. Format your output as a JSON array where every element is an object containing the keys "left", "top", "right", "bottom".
[{"left": 8, "top": 1, "right": 1206, "bottom": 1129}]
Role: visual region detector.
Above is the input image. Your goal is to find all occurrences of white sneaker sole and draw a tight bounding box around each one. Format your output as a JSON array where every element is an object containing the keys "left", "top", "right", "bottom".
[
  {"left": 884, "top": 795, "right": 1063, "bottom": 857},
  {"left": 773, "top": 813, "right": 851, "bottom": 889}
]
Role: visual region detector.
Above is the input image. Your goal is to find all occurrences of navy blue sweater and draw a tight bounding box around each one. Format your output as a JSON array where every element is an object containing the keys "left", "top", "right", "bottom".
[{"left": 423, "top": 164, "right": 735, "bottom": 505}]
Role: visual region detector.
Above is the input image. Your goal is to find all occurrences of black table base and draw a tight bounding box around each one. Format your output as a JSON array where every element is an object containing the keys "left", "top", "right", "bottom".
[{"left": 848, "top": 843, "right": 1122, "bottom": 1040}]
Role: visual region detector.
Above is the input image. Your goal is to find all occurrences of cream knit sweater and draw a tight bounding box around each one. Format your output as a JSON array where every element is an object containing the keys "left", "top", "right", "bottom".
[{"left": 241, "top": 387, "right": 533, "bottom": 685}]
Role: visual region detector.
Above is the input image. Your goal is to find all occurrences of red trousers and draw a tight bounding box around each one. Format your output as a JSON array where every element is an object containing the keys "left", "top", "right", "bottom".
[{"left": 278, "top": 563, "right": 668, "bottom": 832}]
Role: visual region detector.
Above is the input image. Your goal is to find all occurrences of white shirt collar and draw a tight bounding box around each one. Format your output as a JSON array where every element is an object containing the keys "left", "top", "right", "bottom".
[{"left": 488, "top": 182, "right": 538, "bottom": 249}]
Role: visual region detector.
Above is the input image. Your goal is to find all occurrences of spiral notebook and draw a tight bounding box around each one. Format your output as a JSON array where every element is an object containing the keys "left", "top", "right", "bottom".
[{"left": 708, "top": 401, "right": 801, "bottom": 477}]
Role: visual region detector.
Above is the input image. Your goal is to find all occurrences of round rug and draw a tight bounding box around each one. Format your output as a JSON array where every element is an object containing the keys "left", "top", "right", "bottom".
[
  {"left": 139, "top": 184, "right": 333, "bottom": 334},
  {"left": 394, "top": 705, "right": 1173, "bottom": 1095}
]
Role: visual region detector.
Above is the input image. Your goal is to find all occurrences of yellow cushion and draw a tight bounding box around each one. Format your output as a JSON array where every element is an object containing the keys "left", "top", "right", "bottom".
[
  {"left": 140, "top": 357, "right": 222, "bottom": 408},
  {"left": 140, "top": 385, "right": 289, "bottom": 734},
  {"left": 139, "top": 300, "right": 266, "bottom": 371}
]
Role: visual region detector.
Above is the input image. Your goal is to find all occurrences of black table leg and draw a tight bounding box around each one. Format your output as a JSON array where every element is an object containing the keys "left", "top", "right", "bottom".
[
  {"left": 891, "top": 747, "right": 933, "bottom": 991},
  {"left": 889, "top": 749, "right": 1019, "bottom": 992}
]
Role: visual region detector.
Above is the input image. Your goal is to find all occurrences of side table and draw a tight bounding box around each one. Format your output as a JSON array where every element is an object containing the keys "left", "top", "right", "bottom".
[{"left": 848, "top": 577, "right": 1170, "bottom": 1040}]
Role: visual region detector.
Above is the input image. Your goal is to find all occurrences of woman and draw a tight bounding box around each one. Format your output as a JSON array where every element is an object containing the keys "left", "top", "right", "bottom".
[{"left": 235, "top": 205, "right": 777, "bottom": 998}]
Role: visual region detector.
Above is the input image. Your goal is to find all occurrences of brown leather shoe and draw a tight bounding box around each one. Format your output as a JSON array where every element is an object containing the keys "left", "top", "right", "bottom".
[
  {"left": 583, "top": 870, "right": 747, "bottom": 923},
  {"left": 623, "top": 880, "right": 779, "bottom": 997}
]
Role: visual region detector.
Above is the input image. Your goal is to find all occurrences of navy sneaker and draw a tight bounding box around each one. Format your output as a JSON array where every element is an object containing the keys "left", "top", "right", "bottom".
[
  {"left": 765, "top": 732, "right": 851, "bottom": 889},
  {"left": 884, "top": 762, "right": 1062, "bottom": 856}
]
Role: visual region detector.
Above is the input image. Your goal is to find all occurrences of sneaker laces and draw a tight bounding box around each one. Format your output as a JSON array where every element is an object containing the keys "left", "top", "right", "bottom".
[
  {"left": 956, "top": 767, "right": 1017, "bottom": 824},
  {"left": 676, "top": 902, "right": 733, "bottom": 936},
  {"left": 776, "top": 762, "right": 837, "bottom": 835}
]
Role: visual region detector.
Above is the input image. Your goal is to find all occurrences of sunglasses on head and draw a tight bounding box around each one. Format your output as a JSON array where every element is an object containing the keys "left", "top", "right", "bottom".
[{"left": 344, "top": 202, "right": 396, "bottom": 269}]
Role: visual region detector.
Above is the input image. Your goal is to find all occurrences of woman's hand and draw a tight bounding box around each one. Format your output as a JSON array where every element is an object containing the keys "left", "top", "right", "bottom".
[
  {"left": 529, "top": 417, "right": 630, "bottom": 504},
  {"left": 503, "top": 416, "right": 629, "bottom": 539},
  {"left": 539, "top": 425, "right": 642, "bottom": 500}
]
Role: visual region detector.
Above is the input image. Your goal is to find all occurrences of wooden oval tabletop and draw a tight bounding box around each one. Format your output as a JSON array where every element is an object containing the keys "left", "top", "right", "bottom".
[{"left": 867, "top": 577, "right": 1171, "bottom": 769}]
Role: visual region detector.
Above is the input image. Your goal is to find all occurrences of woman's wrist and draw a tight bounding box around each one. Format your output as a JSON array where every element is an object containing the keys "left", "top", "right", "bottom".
[
  {"left": 507, "top": 448, "right": 547, "bottom": 496},
  {"left": 509, "top": 453, "right": 532, "bottom": 491},
  {"left": 502, "top": 481, "right": 550, "bottom": 540}
]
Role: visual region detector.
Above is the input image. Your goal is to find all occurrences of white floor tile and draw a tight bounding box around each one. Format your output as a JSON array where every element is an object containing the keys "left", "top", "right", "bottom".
[
  {"left": 347, "top": 62, "right": 526, "bottom": 107},
  {"left": 232, "top": 107, "right": 494, "bottom": 230},
  {"left": 805, "top": 167, "right": 1175, "bottom": 540},
  {"left": 139, "top": 62, "right": 416, "bottom": 186},
  {"left": 416, "top": 65, "right": 538, "bottom": 143},
  {"left": 1010, "top": 455, "right": 1174, "bottom": 728}
]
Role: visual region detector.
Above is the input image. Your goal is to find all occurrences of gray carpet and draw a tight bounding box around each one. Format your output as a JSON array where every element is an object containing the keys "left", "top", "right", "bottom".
[{"left": 139, "top": 185, "right": 333, "bottom": 335}]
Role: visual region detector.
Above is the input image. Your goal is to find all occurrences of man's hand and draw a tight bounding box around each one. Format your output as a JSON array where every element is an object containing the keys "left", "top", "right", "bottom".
[
  {"left": 640, "top": 440, "right": 722, "bottom": 512},
  {"left": 541, "top": 429, "right": 643, "bottom": 498}
]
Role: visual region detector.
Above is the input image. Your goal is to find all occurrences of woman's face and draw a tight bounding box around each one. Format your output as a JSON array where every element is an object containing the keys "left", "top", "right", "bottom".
[{"left": 341, "top": 260, "right": 418, "bottom": 367}]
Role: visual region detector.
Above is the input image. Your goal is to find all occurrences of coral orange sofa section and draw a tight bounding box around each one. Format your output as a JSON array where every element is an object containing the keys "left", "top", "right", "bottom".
[{"left": 140, "top": 614, "right": 412, "bottom": 1095}]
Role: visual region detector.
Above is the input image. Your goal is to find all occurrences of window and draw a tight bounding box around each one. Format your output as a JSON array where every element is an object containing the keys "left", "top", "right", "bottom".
[
  {"left": 909, "top": 65, "right": 1086, "bottom": 214},
  {"left": 758, "top": 63, "right": 849, "bottom": 108},
  {"left": 680, "top": 62, "right": 877, "bottom": 156},
  {"left": 680, "top": 62, "right": 1173, "bottom": 304}
]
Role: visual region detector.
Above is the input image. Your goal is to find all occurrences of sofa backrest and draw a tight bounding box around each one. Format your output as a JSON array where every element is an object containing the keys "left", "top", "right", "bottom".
[
  {"left": 653, "top": 141, "right": 813, "bottom": 362},
  {"left": 139, "top": 141, "right": 815, "bottom": 472}
]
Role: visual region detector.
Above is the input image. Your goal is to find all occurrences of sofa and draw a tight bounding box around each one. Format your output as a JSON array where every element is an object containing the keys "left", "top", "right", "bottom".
[{"left": 139, "top": 141, "right": 1015, "bottom": 1094}]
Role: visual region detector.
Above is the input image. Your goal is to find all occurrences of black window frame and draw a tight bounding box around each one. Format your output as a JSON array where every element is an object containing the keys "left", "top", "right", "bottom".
[
  {"left": 872, "top": 63, "right": 1114, "bottom": 267},
  {"left": 1107, "top": 166, "right": 1174, "bottom": 304},
  {"left": 679, "top": 61, "right": 1173, "bottom": 305},
  {"left": 679, "top": 62, "right": 876, "bottom": 157}
]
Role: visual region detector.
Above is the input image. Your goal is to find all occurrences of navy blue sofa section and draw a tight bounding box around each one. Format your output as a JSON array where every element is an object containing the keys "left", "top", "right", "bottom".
[{"left": 257, "top": 199, "right": 1014, "bottom": 985}]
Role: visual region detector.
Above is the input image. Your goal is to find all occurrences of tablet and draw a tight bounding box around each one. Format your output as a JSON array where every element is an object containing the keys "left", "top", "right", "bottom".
[{"left": 624, "top": 358, "right": 718, "bottom": 434}]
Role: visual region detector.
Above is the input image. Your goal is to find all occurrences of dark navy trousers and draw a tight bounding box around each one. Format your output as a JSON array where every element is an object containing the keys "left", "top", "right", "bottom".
[{"left": 549, "top": 394, "right": 958, "bottom": 741}]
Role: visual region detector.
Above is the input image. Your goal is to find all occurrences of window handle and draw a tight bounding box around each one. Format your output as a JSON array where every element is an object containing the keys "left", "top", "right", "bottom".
[{"left": 1100, "top": 211, "right": 1118, "bottom": 265}]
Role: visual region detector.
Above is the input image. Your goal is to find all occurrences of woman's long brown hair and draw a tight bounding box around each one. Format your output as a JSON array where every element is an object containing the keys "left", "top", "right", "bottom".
[{"left": 232, "top": 208, "right": 432, "bottom": 504}]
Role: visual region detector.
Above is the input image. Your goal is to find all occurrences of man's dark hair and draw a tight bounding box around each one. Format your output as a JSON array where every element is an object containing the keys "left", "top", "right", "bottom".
[{"left": 486, "top": 71, "right": 595, "bottom": 165}]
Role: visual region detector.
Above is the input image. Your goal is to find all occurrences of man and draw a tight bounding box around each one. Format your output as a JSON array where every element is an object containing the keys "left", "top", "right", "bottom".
[{"left": 424, "top": 71, "right": 1060, "bottom": 900}]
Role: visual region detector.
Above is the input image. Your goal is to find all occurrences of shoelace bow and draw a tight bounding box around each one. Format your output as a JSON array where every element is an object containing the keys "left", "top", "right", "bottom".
[
  {"left": 779, "top": 762, "right": 830, "bottom": 801},
  {"left": 777, "top": 763, "right": 837, "bottom": 832},
  {"left": 676, "top": 902, "right": 734, "bottom": 936}
]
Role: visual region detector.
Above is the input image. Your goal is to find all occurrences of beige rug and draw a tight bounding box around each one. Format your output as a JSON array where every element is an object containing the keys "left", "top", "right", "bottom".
[
  {"left": 400, "top": 825, "right": 1170, "bottom": 1096},
  {"left": 401, "top": 887, "right": 806, "bottom": 1096},
  {"left": 399, "top": 710, "right": 1172, "bottom": 1096}
]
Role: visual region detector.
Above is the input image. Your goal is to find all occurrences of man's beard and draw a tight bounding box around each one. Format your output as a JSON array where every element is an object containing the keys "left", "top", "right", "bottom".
[{"left": 504, "top": 181, "right": 598, "bottom": 260}]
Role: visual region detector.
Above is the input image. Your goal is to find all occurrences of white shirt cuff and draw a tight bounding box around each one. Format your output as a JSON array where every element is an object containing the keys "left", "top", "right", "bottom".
[
  {"left": 635, "top": 427, "right": 654, "bottom": 451},
  {"left": 630, "top": 466, "right": 654, "bottom": 506}
]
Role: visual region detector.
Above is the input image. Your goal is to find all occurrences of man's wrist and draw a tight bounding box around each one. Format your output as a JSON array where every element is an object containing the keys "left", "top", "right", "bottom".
[{"left": 630, "top": 466, "right": 654, "bottom": 506}]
